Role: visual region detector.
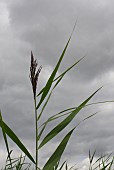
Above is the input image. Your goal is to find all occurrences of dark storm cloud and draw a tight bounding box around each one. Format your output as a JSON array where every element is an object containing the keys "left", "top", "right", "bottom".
[{"left": 0, "top": 0, "right": 114, "bottom": 168}]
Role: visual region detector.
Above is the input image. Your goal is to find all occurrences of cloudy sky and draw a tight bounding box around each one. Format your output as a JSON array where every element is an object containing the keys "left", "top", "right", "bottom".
[{"left": 0, "top": 0, "right": 114, "bottom": 169}]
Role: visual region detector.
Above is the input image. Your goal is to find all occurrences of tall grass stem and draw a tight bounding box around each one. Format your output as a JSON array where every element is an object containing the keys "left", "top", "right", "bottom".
[{"left": 34, "top": 98, "right": 38, "bottom": 170}]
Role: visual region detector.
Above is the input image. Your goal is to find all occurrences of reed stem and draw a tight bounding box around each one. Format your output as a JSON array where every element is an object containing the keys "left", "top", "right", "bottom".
[{"left": 34, "top": 97, "right": 38, "bottom": 170}]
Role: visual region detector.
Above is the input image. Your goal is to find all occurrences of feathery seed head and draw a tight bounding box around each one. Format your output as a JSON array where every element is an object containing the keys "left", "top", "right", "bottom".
[{"left": 30, "top": 51, "right": 42, "bottom": 99}]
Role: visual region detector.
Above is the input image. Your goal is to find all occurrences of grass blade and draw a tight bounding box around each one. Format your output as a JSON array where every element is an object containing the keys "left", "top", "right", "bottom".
[
  {"left": 37, "top": 57, "right": 85, "bottom": 120},
  {"left": 36, "top": 23, "right": 76, "bottom": 110},
  {"left": 37, "top": 90, "right": 52, "bottom": 121},
  {"left": 58, "top": 161, "right": 66, "bottom": 170},
  {"left": 37, "top": 56, "right": 84, "bottom": 121},
  {"left": 38, "top": 111, "right": 97, "bottom": 142},
  {"left": 0, "top": 120, "right": 35, "bottom": 164},
  {"left": 39, "top": 87, "right": 102, "bottom": 149},
  {"left": 100, "top": 162, "right": 112, "bottom": 170},
  {"left": 40, "top": 98, "right": 113, "bottom": 127},
  {"left": 108, "top": 158, "right": 114, "bottom": 170},
  {"left": 89, "top": 150, "right": 96, "bottom": 164},
  {"left": 65, "top": 163, "right": 68, "bottom": 170},
  {"left": 53, "top": 56, "right": 86, "bottom": 82},
  {"left": 37, "top": 75, "right": 65, "bottom": 121},
  {"left": 41, "top": 99, "right": 114, "bottom": 122},
  {"left": 42, "top": 127, "right": 75, "bottom": 170},
  {"left": 36, "top": 38, "right": 70, "bottom": 110},
  {"left": 0, "top": 111, "right": 13, "bottom": 169}
]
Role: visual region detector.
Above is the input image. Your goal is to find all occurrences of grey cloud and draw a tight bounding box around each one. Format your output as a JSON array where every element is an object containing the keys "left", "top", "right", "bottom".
[{"left": 7, "top": 0, "right": 114, "bottom": 79}]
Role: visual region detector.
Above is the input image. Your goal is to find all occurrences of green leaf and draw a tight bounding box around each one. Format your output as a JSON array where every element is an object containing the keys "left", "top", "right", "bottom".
[
  {"left": 37, "top": 74, "right": 66, "bottom": 121},
  {"left": 39, "top": 87, "right": 102, "bottom": 149},
  {"left": 37, "top": 122, "right": 48, "bottom": 141},
  {"left": 37, "top": 91, "right": 52, "bottom": 121},
  {"left": 42, "top": 127, "right": 75, "bottom": 170},
  {"left": 36, "top": 39, "right": 70, "bottom": 110},
  {"left": 38, "top": 111, "right": 97, "bottom": 141},
  {"left": 53, "top": 56, "right": 86, "bottom": 82},
  {"left": 50, "top": 99, "right": 114, "bottom": 120},
  {"left": 0, "top": 111, "right": 12, "bottom": 168},
  {"left": 37, "top": 56, "right": 85, "bottom": 121},
  {"left": 36, "top": 23, "right": 76, "bottom": 110},
  {"left": 37, "top": 73, "right": 67, "bottom": 121},
  {"left": 39, "top": 98, "right": 113, "bottom": 132},
  {"left": 0, "top": 120, "right": 35, "bottom": 164},
  {"left": 37, "top": 87, "right": 45, "bottom": 97}
]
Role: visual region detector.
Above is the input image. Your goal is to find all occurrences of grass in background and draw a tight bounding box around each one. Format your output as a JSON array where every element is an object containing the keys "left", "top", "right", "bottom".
[
  {"left": 89, "top": 150, "right": 114, "bottom": 170},
  {"left": 0, "top": 25, "right": 114, "bottom": 170}
]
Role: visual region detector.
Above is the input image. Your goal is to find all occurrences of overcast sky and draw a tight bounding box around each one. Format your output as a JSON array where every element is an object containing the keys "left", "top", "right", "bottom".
[{"left": 0, "top": 0, "right": 114, "bottom": 169}]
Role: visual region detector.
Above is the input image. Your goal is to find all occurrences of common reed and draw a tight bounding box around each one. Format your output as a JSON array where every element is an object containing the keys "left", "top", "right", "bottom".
[{"left": 0, "top": 25, "right": 114, "bottom": 170}]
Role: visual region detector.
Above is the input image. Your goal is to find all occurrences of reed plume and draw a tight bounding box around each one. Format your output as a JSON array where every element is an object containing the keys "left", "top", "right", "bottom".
[{"left": 29, "top": 51, "right": 42, "bottom": 99}]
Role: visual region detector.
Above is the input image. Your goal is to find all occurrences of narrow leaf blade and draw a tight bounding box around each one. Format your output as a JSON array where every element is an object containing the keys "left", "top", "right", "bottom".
[
  {"left": 54, "top": 56, "right": 86, "bottom": 82},
  {"left": 42, "top": 128, "right": 75, "bottom": 170},
  {"left": 36, "top": 24, "right": 76, "bottom": 110},
  {"left": 0, "top": 111, "right": 12, "bottom": 167},
  {"left": 0, "top": 120, "right": 35, "bottom": 164},
  {"left": 39, "top": 87, "right": 102, "bottom": 149}
]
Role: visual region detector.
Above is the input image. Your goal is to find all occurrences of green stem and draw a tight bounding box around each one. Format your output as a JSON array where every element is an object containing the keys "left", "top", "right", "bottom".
[{"left": 34, "top": 97, "right": 38, "bottom": 170}]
